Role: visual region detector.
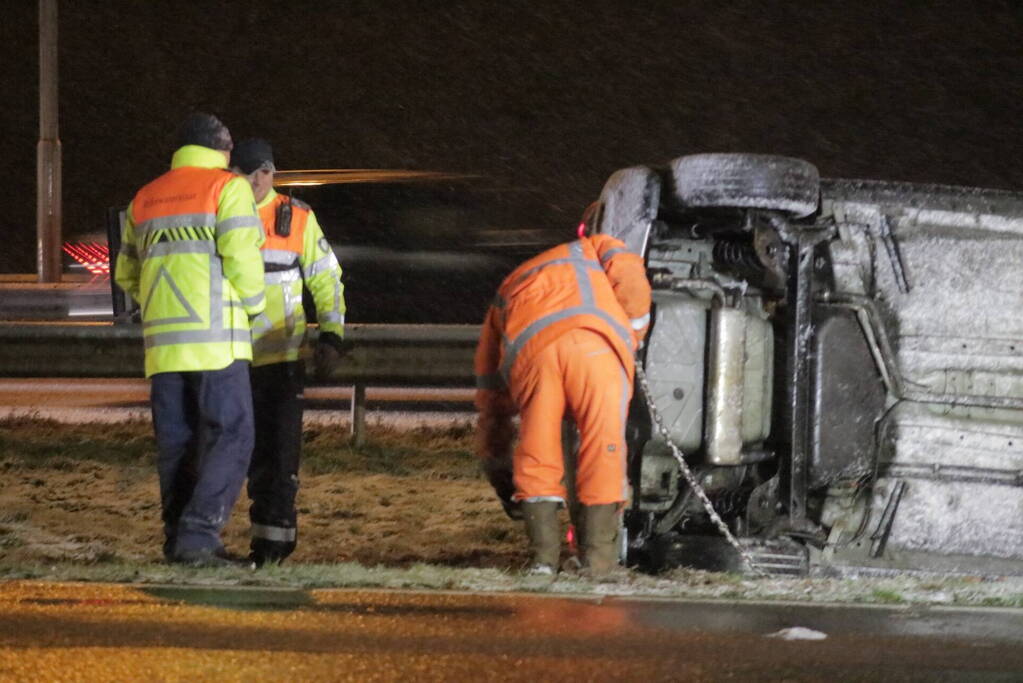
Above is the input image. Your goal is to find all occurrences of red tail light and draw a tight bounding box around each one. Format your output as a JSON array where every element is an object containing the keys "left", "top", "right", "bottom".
[{"left": 63, "top": 241, "right": 110, "bottom": 275}]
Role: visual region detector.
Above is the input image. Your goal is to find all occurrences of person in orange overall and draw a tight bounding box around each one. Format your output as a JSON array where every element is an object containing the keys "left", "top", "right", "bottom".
[{"left": 474, "top": 203, "right": 651, "bottom": 576}]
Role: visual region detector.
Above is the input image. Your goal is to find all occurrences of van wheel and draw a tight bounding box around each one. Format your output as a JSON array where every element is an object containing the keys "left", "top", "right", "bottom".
[{"left": 671, "top": 153, "right": 820, "bottom": 218}]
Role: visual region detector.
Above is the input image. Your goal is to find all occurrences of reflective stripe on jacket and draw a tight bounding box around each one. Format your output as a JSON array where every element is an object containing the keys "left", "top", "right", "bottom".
[
  {"left": 473, "top": 234, "right": 651, "bottom": 414},
  {"left": 251, "top": 189, "right": 345, "bottom": 367},
  {"left": 114, "top": 145, "right": 266, "bottom": 377}
]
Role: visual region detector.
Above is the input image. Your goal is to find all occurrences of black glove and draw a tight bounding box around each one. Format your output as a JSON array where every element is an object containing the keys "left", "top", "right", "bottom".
[
  {"left": 313, "top": 332, "right": 347, "bottom": 380},
  {"left": 482, "top": 458, "right": 522, "bottom": 520},
  {"left": 475, "top": 410, "right": 520, "bottom": 519},
  {"left": 500, "top": 496, "right": 523, "bottom": 521}
]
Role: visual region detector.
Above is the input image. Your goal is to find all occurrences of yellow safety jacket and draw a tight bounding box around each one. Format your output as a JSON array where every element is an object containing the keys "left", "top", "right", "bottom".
[
  {"left": 115, "top": 145, "right": 266, "bottom": 377},
  {"left": 251, "top": 188, "right": 345, "bottom": 367}
]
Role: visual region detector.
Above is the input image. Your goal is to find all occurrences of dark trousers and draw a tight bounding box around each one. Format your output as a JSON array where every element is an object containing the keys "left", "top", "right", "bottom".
[
  {"left": 248, "top": 360, "right": 304, "bottom": 562},
  {"left": 151, "top": 359, "right": 255, "bottom": 559}
]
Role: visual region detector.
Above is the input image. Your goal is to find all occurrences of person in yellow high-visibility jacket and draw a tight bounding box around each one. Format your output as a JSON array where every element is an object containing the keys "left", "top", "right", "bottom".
[
  {"left": 230, "top": 138, "right": 346, "bottom": 567},
  {"left": 115, "top": 112, "right": 266, "bottom": 567}
]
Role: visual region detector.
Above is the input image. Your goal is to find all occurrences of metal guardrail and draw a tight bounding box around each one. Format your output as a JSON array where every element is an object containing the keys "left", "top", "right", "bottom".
[{"left": 0, "top": 322, "right": 481, "bottom": 444}]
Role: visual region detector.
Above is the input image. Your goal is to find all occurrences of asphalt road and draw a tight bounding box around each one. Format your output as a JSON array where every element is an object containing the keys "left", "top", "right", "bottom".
[{"left": 0, "top": 581, "right": 1020, "bottom": 681}]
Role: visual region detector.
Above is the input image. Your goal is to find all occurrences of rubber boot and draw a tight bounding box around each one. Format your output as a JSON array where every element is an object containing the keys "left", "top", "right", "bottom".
[
  {"left": 579, "top": 503, "right": 621, "bottom": 579},
  {"left": 522, "top": 501, "right": 561, "bottom": 575}
]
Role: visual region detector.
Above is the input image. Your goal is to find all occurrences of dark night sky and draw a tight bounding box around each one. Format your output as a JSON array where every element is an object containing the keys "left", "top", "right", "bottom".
[{"left": 1, "top": 1, "right": 1020, "bottom": 272}]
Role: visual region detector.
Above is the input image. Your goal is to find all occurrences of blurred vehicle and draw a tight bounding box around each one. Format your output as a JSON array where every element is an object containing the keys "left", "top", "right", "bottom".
[
  {"left": 62, "top": 239, "right": 111, "bottom": 277},
  {"left": 108, "top": 170, "right": 567, "bottom": 324},
  {"left": 275, "top": 170, "right": 565, "bottom": 323},
  {"left": 593, "top": 153, "right": 1023, "bottom": 576},
  {"left": 0, "top": 235, "right": 113, "bottom": 321}
]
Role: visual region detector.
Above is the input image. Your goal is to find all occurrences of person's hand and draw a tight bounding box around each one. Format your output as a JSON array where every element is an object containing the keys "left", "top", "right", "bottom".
[
  {"left": 475, "top": 410, "right": 520, "bottom": 518},
  {"left": 500, "top": 495, "right": 523, "bottom": 521},
  {"left": 313, "top": 331, "right": 349, "bottom": 380},
  {"left": 313, "top": 342, "right": 341, "bottom": 379},
  {"left": 489, "top": 465, "right": 522, "bottom": 520},
  {"left": 481, "top": 456, "right": 521, "bottom": 520}
]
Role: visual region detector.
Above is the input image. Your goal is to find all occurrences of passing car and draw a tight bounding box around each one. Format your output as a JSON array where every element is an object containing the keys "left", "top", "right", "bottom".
[
  {"left": 274, "top": 170, "right": 564, "bottom": 324},
  {"left": 592, "top": 153, "right": 1023, "bottom": 576}
]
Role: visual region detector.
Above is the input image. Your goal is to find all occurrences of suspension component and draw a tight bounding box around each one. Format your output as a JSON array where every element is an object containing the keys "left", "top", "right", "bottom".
[{"left": 713, "top": 240, "right": 763, "bottom": 271}]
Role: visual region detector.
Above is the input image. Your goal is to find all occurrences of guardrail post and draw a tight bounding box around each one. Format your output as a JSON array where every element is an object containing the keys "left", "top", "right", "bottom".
[{"left": 350, "top": 383, "right": 366, "bottom": 447}]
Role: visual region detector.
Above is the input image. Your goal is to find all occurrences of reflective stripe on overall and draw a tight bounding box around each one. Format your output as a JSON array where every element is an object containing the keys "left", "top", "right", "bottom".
[{"left": 497, "top": 241, "right": 634, "bottom": 384}]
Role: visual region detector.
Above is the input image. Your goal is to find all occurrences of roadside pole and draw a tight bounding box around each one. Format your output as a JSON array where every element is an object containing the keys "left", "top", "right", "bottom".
[{"left": 37, "top": 0, "right": 62, "bottom": 283}]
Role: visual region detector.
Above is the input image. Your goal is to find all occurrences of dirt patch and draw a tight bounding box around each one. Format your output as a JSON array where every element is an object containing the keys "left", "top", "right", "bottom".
[
  {"left": 0, "top": 416, "right": 526, "bottom": 569},
  {"left": 4, "top": 416, "right": 1023, "bottom": 609}
]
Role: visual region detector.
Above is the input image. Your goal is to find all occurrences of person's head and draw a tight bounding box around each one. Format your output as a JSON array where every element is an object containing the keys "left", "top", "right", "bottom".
[
  {"left": 176, "top": 112, "right": 233, "bottom": 164},
  {"left": 577, "top": 200, "right": 603, "bottom": 238},
  {"left": 230, "top": 138, "right": 276, "bottom": 202}
]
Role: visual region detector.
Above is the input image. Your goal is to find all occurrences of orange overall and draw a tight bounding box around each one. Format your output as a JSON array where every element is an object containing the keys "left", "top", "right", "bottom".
[{"left": 474, "top": 235, "right": 651, "bottom": 506}]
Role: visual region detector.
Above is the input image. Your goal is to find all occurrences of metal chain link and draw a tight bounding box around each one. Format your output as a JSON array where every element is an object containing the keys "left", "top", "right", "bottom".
[{"left": 635, "top": 363, "right": 767, "bottom": 577}]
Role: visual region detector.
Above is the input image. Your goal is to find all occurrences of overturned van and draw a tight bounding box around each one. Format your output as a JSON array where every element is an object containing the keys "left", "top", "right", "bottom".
[{"left": 596, "top": 154, "right": 1023, "bottom": 576}]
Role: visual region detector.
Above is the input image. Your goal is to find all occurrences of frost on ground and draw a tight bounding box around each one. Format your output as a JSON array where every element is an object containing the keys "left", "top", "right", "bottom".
[
  {"left": 1, "top": 415, "right": 1022, "bottom": 608},
  {"left": 3, "top": 560, "right": 1023, "bottom": 609}
]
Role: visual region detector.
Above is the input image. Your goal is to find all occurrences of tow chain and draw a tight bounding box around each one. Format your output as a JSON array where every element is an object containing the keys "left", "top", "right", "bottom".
[{"left": 634, "top": 363, "right": 767, "bottom": 577}]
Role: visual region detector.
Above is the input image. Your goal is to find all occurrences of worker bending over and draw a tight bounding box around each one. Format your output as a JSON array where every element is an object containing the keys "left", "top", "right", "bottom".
[
  {"left": 474, "top": 204, "right": 651, "bottom": 576},
  {"left": 230, "top": 139, "right": 347, "bottom": 567}
]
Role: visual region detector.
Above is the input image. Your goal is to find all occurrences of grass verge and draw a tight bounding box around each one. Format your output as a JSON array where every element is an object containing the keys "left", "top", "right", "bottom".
[{"left": 2, "top": 416, "right": 1023, "bottom": 609}]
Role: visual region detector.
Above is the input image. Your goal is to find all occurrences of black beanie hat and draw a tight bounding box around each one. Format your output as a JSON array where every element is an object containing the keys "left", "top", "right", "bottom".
[
  {"left": 231, "top": 138, "right": 276, "bottom": 175},
  {"left": 176, "top": 112, "right": 233, "bottom": 151}
]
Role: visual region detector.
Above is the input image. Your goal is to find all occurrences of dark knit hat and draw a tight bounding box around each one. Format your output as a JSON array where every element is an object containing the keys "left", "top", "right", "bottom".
[
  {"left": 231, "top": 138, "right": 276, "bottom": 175},
  {"left": 176, "top": 112, "right": 233, "bottom": 151}
]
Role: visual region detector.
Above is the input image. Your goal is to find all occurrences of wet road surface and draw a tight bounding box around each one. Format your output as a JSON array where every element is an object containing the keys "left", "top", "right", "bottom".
[{"left": 0, "top": 581, "right": 1020, "bottom": 681}]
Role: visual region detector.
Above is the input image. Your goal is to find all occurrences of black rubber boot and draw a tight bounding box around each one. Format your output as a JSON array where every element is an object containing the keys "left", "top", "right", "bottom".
[
  {"left": 250, "top": 536, "right": 296, "bottom": 568},
  {"left": 522, "top": 501, "right": 561, "bottom": 575},
  {"left": 579, "top": 503, "right": 621, "bottom": 579}
]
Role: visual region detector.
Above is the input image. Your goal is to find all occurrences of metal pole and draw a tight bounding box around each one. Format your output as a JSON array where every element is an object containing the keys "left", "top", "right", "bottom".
[
  {"left": 37, "top": 0, "right": 62, "bottom": 283},
  {"left": 350, "top": 383, "right": 366, "bottom": 446}
]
